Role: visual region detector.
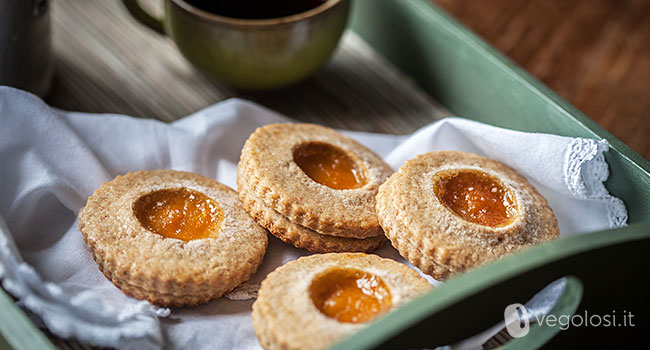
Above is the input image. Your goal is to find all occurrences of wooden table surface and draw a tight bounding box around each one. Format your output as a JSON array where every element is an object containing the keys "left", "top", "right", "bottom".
[
  {"left": 45, "top": 0, "right": 650, "bottom": 159},
  {"left": 434, "top": 0, "right": 650, "bottom": 160},
  {"left": 46, "top": 0, "right": 447, "bottom": 136}
]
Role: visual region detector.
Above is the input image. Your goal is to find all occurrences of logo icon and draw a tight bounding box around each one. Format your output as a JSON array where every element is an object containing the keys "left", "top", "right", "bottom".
[{"left": 504, "top": 303, "right": 530, "bottom": 338}]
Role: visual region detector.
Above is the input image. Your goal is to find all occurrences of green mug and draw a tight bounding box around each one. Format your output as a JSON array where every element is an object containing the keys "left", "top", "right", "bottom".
[{"left": 122, "top": 0, "right": 350, "bottom": 91}]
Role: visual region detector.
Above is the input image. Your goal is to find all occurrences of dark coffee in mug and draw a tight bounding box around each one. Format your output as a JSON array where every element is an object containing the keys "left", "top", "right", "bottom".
[{"left": 184, "top": 0, "right": 327, "bottom": 19}]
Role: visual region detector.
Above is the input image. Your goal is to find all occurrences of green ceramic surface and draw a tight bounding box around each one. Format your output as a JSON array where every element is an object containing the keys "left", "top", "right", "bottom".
[
  {"left": 124, "top": 0, "right": 350, "bottom": 90},
  {"left": 339, "top": 0, "right": 650, "bottom": 348}
]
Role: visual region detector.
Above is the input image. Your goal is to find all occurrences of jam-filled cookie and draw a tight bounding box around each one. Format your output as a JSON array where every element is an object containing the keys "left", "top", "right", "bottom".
[
  {"left": 252, "top": 253, "right": 432, "bottom": 350},
  {"left": 238, "top": 123, "right": 393, "bottom": 252},
  {"left": 237, "top": 163, "right": 386, "bottom": 253},
  {"left": 78, "top": 170, "right": 268, "bottom": 307},
  {"left": 376, "top": 151, "right": 559, "bottom": 280}
]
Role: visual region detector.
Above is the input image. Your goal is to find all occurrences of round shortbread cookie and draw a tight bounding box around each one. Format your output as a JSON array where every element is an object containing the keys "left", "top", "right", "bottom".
[
  {"left": 239, "top": 123, "right": 393, "bottom": 239},
  {"left": 376, "top": 151, "right": 559, "bottom": 279},
  {"left": 78, "top": 170, "right": 268, "bottom": 307},
  {"left": 252, "top": 253, "right": 432, "bottom": 350},
  {"left": 237, "top": 161, "right": 386, "bottom": 253},
  {"left": 376, "top": 179, "right": 456, "bottom": 280}
]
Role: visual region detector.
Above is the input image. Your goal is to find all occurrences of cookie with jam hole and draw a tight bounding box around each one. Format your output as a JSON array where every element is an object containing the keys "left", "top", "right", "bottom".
[{"left": 78, "top": 170, "right": 268, "bottom": 307}]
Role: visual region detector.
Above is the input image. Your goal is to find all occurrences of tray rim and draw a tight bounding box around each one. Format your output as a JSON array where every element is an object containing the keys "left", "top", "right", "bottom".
[
  {"left": 338, "top": 0, "right": 650, "bottom": 347},
  {"left": 355, "top": 0, "right": 650, "bottom": 176},
  {"left": 333, "top": 222, "right": 650, "bottom": 349}
]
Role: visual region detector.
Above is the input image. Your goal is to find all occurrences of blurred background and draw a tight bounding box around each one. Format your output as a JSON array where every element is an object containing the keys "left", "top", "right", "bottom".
[
  {"left": 40, "top": 0, "right": 650, "bottom": 160},
  {"left": 435, "top": 0, "right": 650, "bottom": 160}
]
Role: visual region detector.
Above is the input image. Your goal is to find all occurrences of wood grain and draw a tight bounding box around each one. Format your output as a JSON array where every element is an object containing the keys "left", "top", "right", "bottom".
[
  {"left": 46, "top": 0, "right": 448, "bottom": 134},
  {"left": 434, "top": 0, "right": 650, "bottom": 160}
]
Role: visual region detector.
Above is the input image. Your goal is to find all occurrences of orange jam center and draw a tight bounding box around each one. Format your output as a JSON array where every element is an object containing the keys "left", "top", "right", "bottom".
[
  {"left": 293, "top": 142, "right": 366, "bottom": 190},
  {"left": 133, "top": 188, "right": 223, "bottom": 242},
  {"left": 434, "top": 169, "right": 518, "bottom": 227},
  {"left": 309, "top": 267, "right": 392, "bottom": 323}
]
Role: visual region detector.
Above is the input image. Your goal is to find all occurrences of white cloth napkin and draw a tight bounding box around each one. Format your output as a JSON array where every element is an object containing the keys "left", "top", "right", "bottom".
[{"left": 0, "top": 86, "right": 626, "bottom": 349}]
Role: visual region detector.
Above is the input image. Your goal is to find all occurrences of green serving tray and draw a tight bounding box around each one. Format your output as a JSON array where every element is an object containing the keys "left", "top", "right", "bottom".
[
  {"left": 337, "top": 0, "right": 650, "bottom": 349},
  {"left": 2, "top": 0, "right": 649, "bottom": 349}
]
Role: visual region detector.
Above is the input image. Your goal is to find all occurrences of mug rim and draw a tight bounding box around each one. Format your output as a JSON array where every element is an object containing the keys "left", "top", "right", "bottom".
[{"left": 170, "top": 0, "right": 343, "bottom": 27}]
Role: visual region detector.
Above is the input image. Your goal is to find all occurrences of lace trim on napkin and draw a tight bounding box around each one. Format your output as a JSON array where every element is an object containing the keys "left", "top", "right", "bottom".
[
  {"left": 564, "top": 139, "right": 628, "bottom": 228},
  {"left": 0, "top": 216, "right": 169, "bottom": 350}
]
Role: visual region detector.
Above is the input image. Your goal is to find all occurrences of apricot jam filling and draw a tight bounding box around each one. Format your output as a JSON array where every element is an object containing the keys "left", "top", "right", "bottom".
[
  {"left": 293, "top": 142, "right": 366, "bottom": 190},
  {"left": 309, "top": 267, "right": 392, "bottom": 323},
  {"left": 134, "top": 188, "right": 224, "bottom": 242},
  {"left": 433, "top": 169, "right": 518, "bottom": 227}
]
